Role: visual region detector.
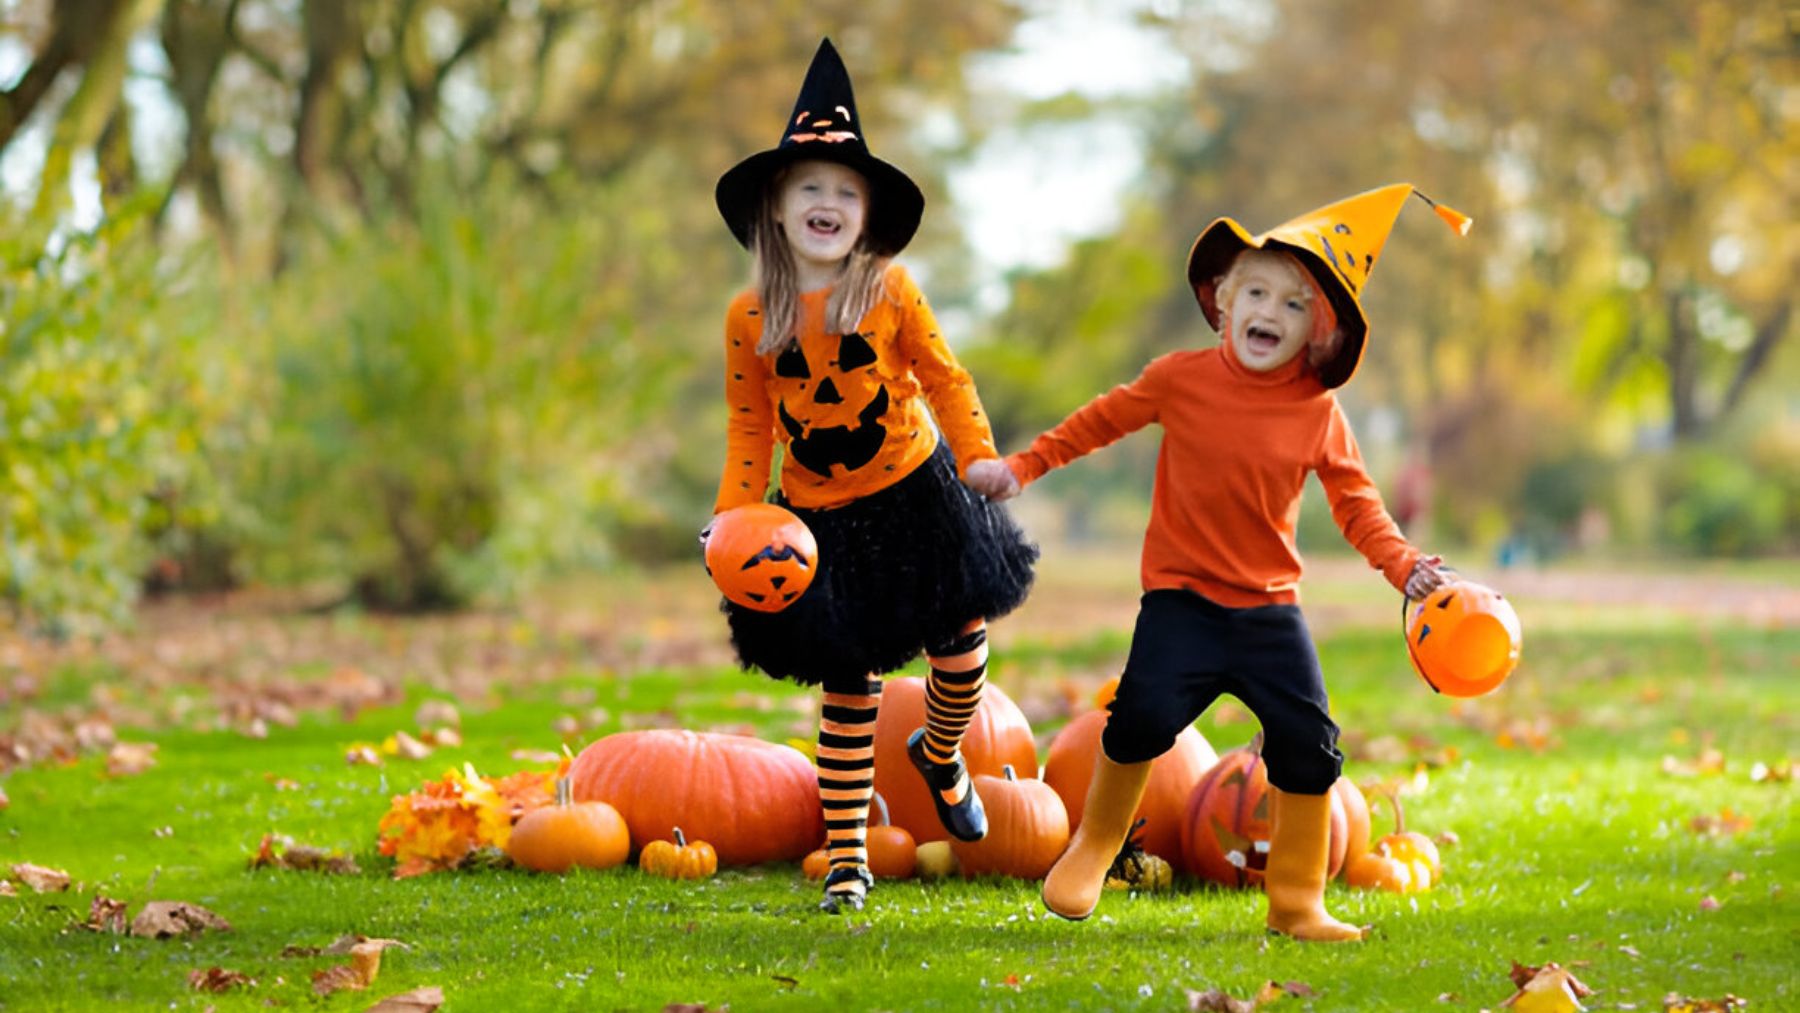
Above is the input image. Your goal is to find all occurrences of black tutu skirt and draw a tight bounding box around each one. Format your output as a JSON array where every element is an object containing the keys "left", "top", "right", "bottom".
[{"left": 725, "top": 442, "right": 1038, "bottom": 685}]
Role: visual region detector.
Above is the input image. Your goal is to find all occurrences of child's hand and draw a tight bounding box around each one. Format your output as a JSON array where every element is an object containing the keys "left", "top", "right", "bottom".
[
  {"left": 964, "top": 459, "right": 1021, "bottom": 501},
  {"left": 1405, "top": 554, "right": 1449, "bottom": 599}
]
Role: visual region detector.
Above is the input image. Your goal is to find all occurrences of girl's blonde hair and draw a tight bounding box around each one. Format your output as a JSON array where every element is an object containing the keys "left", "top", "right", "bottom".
[
  {"left": 1214, "top": 248, "right": 1343, "bottom": 370},
  {"left": 751, "top": 167, "right": 891, "bottom": 356}
]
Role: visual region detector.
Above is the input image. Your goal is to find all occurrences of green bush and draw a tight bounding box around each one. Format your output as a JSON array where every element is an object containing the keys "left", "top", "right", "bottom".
[
  {"left": 0, "top": 204, "right": 217, "bottom": 635},
  {"left": 1658, "top": 446, "right": 1787, "bottom": 556}
]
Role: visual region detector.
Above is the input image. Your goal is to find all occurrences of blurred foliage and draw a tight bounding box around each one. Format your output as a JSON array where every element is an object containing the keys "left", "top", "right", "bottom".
[
  {"left": 0, "top": 0, "right": 1792, "bottom": 634},
  {"left": 0, "top": 201, "right": 222, "bottom": 636}
]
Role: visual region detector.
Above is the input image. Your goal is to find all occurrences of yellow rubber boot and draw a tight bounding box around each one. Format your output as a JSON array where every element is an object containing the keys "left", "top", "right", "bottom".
[
  {"left": 1264, "top": 787, "right": 1363, "bottom": 941},
  {"left": 1042, "top": 753, "right": 1151, "bottom": 920}
]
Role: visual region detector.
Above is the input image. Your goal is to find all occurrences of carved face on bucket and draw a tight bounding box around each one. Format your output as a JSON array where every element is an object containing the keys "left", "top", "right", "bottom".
[{"left": 775, "top": 329, "right": 889, "bottom": 478}]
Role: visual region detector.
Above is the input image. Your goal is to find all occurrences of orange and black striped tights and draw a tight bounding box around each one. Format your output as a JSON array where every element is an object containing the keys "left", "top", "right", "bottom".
[{"left": 816, "top": 620, "right": 988, "bottom": 911}]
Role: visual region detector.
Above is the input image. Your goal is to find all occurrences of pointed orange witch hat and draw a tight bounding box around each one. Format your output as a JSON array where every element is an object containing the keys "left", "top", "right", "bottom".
[{"left": 1186, "top": 184, "right": 1472, "bottom": 388}]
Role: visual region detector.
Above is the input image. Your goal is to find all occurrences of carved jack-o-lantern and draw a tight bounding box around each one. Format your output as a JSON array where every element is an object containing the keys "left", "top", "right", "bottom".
[
  {"left": 704, "top": 503, "right": 818, "bottom": 612},
  {"left": 775, "top": 331, "right": 890, "bottom": 477}
]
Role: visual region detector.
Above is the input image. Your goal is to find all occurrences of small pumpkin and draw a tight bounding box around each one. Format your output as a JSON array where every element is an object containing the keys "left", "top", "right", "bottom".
[
  {"left": 1343, "top": 851, "right": 1415, "bottom": 893},
  {"left": 801, "top": 848, "right": 831, "bottom": 881},
  {"left": 639, "top": 826, "right": 717, "bottom": 880},
  {"left": 1104, "top": 819, "right": 1175, "bottom": 892},
  {"left": 1369, "top": 789, "right": 1439, "bottom": 889},
  {"left": 870, "top": 677, "right": 1038, "bottom": 845},
  {"left": 913, "top": 840, "right": 957, "bottom": 881},
  {"left": 867, "top": 793, "right": 918, "bottom": 879},
  {"left": 507, "top": 776, "right": 630, "bottom": 873},
  {"left": 949, "top": 765, "right": 1070, "bottom": 880}
]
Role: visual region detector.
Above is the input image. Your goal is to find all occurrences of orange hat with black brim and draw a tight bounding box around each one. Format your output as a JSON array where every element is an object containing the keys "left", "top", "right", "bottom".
[
  {"left": 716, "top": 38, "right": 925, "bottom": 258},
  {"left": 1186, "top": 184, "right": 1472, "bottom": 388}
]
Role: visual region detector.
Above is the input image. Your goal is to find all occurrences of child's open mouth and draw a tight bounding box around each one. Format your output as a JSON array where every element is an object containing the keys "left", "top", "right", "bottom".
[
  {"left": 806, "top": 215, "right": 841, "bottom": 236},
  {"left": 1245, "top": 324, "right": 1281, "bottom": 352}
]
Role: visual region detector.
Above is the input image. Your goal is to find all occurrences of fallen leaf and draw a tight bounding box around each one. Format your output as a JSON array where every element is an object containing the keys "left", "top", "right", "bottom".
[
  {"left": 364, "top": 986, "right": 446, "bottom": 1012},
  {"left": 388, "top": 732, "right": 433, "bottom": 761},
  {"left": 0, "top": 880, "right": 15, "bottom": 896},
  {"left": 1501, "top": 962, "right": 1594, "bottom": 1012},
  {"left": 347, "top": 744, "right": 383, "bottom": 766},
  {"left": 421, "top": 727, "right": 461, "bottom": 748},
  {"left": 106, "top": 741, "right": 159, "bottom": 777},
  {"left": 11, "top": 863, "right": 70, "bottom": 892},
  {"left": 0, "top": 784, "right": 8, "bottom": 809},
  {"left": 312, "top": 940, "right": 390, "bottom": 995},
  {"left": 1698, "top": 896, "right": 1720, "bottom": 911},
  {"left": 1659, "top": 747, "right": 1726, "bottom": 778},
  {"left": 83, "top": 895, "right": 130, "bottom": 933},
  {"left": 1688, "top": 809, "right": 1753, "bottom": 836},
  {"left": 1661, "top": 993, "right": 1748, "bottom": 1012},
  {"left": 249, "top": 833, "right": 361, "bottom": 874},
  {"left": 313, "top": 964, "right": 366, "bottom": 996},
  {"left": 187, "top": 967, "right": 254, "bottom": 992},
  {"left": 130, "top": 901, "right": 231, "bottom": 938},
  {"left": 1748, "top": 759, "right": 1792, "bottom": 783},
  {"left": 1184, "top": 987, "right": 1259, "bottom": 1012}
]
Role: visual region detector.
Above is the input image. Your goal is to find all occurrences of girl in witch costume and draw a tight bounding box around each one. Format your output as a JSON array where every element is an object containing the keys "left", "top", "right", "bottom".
[
  {"left": 965, "top": 185, "right": 1468, "bottom": 940},
  {"left": 709, "top": 39, "right": 1037, "bottom": 914}
]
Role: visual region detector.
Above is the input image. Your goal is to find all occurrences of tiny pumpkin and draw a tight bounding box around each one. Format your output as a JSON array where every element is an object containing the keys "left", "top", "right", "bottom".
[
  {"left": 1370, "top": 790, "right": 1440, "bottom": 888},
  {"left": 639, "top": 827, "right": 718, "bottom": 880},
  {"left": 801, "top": 848, "right": 831, "bottom": 881},
  {"left": 1343, "top": 851, "right": 1415, "bottom": 893},
  {"left": 913, "top": 840, "right": 957, "bottom": 881},
  {"left": 867, "top": 793, "right": 918, "bottom": 879},
  {"left": 507, "top": 776, "right": 630, "bottom": 873},
  {"left": 1104, "top": 818, "right": 1175, "bottom": 892}
]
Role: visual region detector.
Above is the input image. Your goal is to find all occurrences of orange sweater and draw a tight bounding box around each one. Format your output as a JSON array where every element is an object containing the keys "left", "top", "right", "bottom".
[
  {"left": 716, "top": 264, "right": 999, "bottom": 512},
  {"left": 1005, "top": 343, "right": 1419, "bottom": 607}
]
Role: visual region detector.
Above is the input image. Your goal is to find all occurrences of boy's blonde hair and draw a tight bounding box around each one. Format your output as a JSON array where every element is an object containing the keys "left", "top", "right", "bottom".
[
  {"left": 751, "top": 168, "right": 890, "bottom": 356},
  {"left": 1213, "top": 249, "right": 1343, "bottom": 370}
]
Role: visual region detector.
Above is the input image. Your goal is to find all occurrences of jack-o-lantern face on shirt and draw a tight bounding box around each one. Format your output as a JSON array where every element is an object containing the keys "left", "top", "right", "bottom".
[{"left": 775, "top": 330, "right": 890, "bottom": 478}]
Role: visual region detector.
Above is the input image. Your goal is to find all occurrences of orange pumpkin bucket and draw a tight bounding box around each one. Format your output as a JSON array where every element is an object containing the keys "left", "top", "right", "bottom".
[
  {"left": 703, "top": 503, "right": 819, "bottom": 612},
  {"left": 1403, "top": 579, "right": 1522, "bottom": 697}
]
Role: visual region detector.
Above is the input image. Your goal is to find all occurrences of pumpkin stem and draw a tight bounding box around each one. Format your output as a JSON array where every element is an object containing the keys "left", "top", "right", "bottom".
[
  {"left": 672, "top": 826, "right": 688, "bottom": 848},
  {"left": 1002, "top": 764, "right": 1017, "bottom": 782},
  {"left": 1374, "top": 787, "right": 1406, "bottom": 835},
  {"left": 873, "top": 791, "right": 890, "bottom": 828},
  {"left": 554, "top": 776, "right": 573, "bottom": 808}
]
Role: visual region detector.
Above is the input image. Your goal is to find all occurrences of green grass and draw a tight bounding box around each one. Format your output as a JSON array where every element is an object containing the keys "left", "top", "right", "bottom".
[{"left": 2, "top": 572, "right": 1796, "bottom": 1011}]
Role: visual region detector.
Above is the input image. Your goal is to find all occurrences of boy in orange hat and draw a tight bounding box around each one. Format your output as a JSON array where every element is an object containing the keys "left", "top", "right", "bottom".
[{"left": 966, "top": 185, "right": 1467, "bottom": 939}]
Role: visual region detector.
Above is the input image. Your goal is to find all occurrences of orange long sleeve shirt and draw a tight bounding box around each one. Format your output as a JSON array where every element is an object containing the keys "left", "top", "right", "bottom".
[
  {"left": 715, "top": 264, "right": 999, "bottom": 512},
  {"left": 1005, "top": 343, "right": 1420, "bottom": 608}
]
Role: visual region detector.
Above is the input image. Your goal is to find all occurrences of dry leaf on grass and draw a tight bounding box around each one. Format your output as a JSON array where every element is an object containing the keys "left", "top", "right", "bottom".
[
  {"left": 1661, "top": 994, "right": 1748, "bottom": 1012},
  {"left": 105, "top": 741, "right": 159, "bottom": 777},
  {"left": 1688, "top": 809, "right": 1754, "bottom": 836},
  {"left": 249, "top": 833, "right": 361, "bottom": 874},
  {"left": 364, "top": 986, "right": 446, "bottom": 1012},
  {"left": 1502, "top": 962, "right": 1595, "bottom": 1012},
  {"left": 0, "top": 880, "right": 15, "bottom": 897},
  {"left": 1747, "top": 759, "right": 1792, "bottom": 783},
  {"left": 312, "top": 939, "right": 409, "bottom": 995},
  {"left": 130, "top": 901, "right": 231, "bottom": 938},
  {"left": 10, "top": 862, "right": 70, "bottom": 892},
  {"left": 83, "top": 895, "right": 130, "bottom": 933},
  {"left": 415, "top": 701, "right": 460, "bottom": 728},
  {"left": 1659, "top": 747, "right": 1727, "bottom": 778},
  {"left": 1184, "top": 987, "right": 1255, "bottom": 1012},
  {"left": 0, "top": 784, "right": 9, "bottom": 809},
  {"left": 188, "top": 967, "right": 254, "bottom": 992}
]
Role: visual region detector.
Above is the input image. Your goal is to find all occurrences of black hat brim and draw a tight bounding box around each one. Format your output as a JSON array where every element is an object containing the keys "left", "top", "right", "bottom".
[{"left": 716, "top": 143, "right": 925, "bottom": 258}]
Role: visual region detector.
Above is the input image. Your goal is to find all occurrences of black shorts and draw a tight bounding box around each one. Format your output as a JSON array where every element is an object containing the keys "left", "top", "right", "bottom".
[
  {"left": 1101, "top": 588, "right": 1343, "bottom": 794},
  {"left": 724, "top": 442, "right": 1038, "bottom": 685}
]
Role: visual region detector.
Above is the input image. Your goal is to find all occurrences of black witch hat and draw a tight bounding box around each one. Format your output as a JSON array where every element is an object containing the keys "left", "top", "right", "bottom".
[{"left": 715, "top": 38, "right": 924, "bottom": 257}]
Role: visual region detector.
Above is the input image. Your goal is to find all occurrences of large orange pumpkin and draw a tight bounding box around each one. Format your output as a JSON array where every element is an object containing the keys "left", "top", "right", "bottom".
[
  {"left": 948, "top": 766, "right": 1069, "bottom": 880},
  {"left": 1042, "top": 710, "right": 1218, "bottom": 865},
  {"left": 870, "top": 677, "right": 1038, "bottom": 844},
  {"left": 569, "top": 730, "right": 821, "bottom": 866},
  {"left": 1177, "top": 745, "right": 1358, "bottom": 886}
]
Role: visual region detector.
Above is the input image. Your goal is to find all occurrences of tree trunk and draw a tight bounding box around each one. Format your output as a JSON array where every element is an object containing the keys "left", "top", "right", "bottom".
[{"left": 32, "top": 0, "right": 166, "bottom": 215}]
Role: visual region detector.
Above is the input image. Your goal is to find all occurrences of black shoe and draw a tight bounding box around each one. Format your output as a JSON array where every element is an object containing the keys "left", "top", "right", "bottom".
[
  {"left": 819, "top": 866, "right": 873, "bottom": 914},
  {"left": 906, "top": 727, "right": 987, "bottom": 842}
]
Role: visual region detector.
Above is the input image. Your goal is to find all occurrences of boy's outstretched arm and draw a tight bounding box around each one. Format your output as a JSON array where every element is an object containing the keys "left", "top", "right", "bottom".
[{"left": 1001, "top": 365, "right": 1163, "bottom": 494}]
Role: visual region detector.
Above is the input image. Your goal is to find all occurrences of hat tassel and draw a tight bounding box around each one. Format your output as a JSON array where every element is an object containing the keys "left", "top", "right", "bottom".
[{"left": 1411, "top": 190, "right": 1473, "bottom": 236}]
